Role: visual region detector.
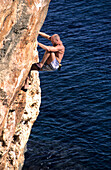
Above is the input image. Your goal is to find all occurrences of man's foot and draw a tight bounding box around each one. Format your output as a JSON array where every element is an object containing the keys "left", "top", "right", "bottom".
[{"left": 36, "top": 63, "right": 43, "bottom": 70}]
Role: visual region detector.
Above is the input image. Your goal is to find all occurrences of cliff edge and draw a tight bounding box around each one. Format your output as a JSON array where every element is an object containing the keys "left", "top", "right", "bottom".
[{"left": 0, "top": 0, "right": 51, "bottom": 169}]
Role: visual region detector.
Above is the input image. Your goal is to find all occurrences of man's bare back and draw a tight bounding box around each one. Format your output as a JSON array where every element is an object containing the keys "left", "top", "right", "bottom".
[{"left": 55, "top": 43, "right": 65, "bottom": 63}]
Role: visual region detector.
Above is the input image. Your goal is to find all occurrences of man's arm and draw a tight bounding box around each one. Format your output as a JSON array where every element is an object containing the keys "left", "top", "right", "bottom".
[
  {"left": 39, "top": 32, "right": 51, "bottom": 40},
  {"left": 38, "top": 42, "right": 61, "bottom": 52}
]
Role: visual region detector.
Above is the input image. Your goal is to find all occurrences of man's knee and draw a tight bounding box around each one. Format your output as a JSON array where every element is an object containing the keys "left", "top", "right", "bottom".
[
  {"left": 50, "top": 52, "right": 56, "bottom": 58},
  {"left": 45, "top": 50, "right": 51, "bottom": 54}
]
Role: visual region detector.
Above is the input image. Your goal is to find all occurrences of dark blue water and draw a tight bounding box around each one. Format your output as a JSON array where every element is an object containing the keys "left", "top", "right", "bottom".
[{"left": 23, "top": 0, "right": 111, "bottom": 169}]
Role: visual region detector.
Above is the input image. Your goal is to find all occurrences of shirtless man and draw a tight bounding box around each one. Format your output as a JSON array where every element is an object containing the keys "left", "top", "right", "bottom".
[
  {"left": 22, "top": 32, "right": 64, "bottom": 91},
  {"left": 34, "top": 32, "right": 65, "bottom": 71}
]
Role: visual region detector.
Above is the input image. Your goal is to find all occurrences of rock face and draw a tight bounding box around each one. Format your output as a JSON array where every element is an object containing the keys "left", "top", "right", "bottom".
[{"left": 0, "top": 0, "right": 51, "bottom": 169}]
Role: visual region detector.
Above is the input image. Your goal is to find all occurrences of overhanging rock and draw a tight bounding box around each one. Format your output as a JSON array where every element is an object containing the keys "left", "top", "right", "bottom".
[{"left": 0, "top": 0, "right": 51, "bottom": 169}]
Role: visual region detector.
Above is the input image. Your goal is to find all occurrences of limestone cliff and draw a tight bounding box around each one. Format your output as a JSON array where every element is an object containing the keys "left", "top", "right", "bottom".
[{"left": 0, "top": 0, "right": 51, "bottom": 169}]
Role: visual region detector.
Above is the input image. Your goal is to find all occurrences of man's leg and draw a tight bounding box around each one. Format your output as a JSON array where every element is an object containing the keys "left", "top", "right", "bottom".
[
  {"left": 46, "top": 52, "right": 56, "bottom": 65},
  {"left": 40, "top": 51, "right": 56, "bottom": 67},
  {"left": 40, "top": 50, "right": 50, "bottom": 67},
  {"left": 31, "top": 51, "right": 51, "bottom": 70},
  {"left": 31, "top": 51, "right": 56, "bottom": 71}
]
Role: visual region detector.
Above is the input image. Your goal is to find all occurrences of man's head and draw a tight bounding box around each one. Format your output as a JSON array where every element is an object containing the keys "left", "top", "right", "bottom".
[{"left": 51, "top": 34, "right": 60, "bottom": 46}]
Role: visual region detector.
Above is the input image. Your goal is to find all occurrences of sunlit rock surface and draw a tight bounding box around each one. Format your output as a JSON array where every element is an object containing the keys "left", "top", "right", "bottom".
[{"left": 0, "top": 0, "right": 50, "bottom": 169}]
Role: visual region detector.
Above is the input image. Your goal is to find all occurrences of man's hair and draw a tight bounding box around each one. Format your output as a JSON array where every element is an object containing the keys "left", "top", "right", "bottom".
[
  {"left": 53, "top": 34, "right": 60, "bottom": 41},
  {"left": 51, "top": 34, "right": 60, "bottom": 45}
]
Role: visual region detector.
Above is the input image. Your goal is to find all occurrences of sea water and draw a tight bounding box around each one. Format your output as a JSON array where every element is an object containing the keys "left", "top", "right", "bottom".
[{"left": 23, "top": 0, "right": 111, "bottom": 169}]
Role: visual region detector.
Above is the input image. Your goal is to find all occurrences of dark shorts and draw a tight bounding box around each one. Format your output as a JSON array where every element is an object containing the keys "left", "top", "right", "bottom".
[{"left": 42, "top": 58, "right": 59, "bottom": 71}]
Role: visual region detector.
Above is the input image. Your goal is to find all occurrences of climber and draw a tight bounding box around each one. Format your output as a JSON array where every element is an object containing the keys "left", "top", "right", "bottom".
[
  {"left": 21, "top": 32, "right": 65, "bottom": 91},
  {"left": 31, "top": 31, "right": 65, "bottom": 71}
]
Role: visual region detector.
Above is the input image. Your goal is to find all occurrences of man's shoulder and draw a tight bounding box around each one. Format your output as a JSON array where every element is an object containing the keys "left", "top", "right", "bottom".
[
  {"left": 60, "top": 44, "right": 65, "bottom": 52},
  {"left": 57, "top": 44, "right": 64, "bottom": 49}
]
